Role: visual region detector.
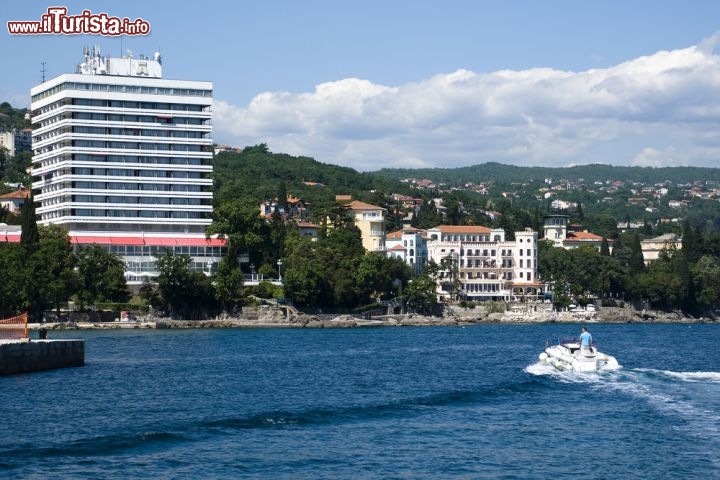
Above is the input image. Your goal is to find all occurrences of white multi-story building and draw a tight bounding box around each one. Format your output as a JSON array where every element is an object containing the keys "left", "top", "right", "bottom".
[
  {"left": 29, "top": 47, "right": 224, "bottom": 283},
  {"left": 0, "top": 129, "right": 32, "bottom": 157},
  {"left": 385, "top": 226, "right": 428, "bottom": 276},
  {"left": 426, "top": 225, "right": 543, "bottom": 302}
]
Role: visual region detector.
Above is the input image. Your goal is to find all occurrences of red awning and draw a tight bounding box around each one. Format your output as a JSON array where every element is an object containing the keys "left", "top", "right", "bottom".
[
  {"left": 111, "top": 237, "right": 145, "bottom": 245},
  {"left": 143, "top": 237, "right": 226, "bottom": 247},
  {"left": 1, "top": 234, "right": 225, "bottom": 247},
  {"left": 2, "top": 234, "right": 21, "bottom": 243},
  {"left": 143, "top": 238, "right": 177, "bottom": 246},
  {"left": 71, "top": 236, "right": 113, "bottom": 244}
]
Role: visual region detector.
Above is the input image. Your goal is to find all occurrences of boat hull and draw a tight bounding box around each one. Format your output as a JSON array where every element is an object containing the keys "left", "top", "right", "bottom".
[{"left": 539, "top": 343, "right": 620, "bottom": 372}]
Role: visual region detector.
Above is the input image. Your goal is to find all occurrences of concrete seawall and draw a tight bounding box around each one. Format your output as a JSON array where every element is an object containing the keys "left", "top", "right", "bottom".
[{"left": 0, "top": 340, "right": 85, "bottom": 375}]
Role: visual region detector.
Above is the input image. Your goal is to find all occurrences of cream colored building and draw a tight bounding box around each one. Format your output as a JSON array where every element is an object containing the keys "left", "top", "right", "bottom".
[
  {"left": 345, "top": 200, "right": 386, "bottom": 252},
  {"left": 641, "top": 233, "right": 682, "bottom": 265}
]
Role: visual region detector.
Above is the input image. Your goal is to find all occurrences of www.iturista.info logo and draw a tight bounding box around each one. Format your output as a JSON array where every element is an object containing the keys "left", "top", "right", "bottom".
[{"left": 7, "top": 7, "right": 150, "bottom": 35}]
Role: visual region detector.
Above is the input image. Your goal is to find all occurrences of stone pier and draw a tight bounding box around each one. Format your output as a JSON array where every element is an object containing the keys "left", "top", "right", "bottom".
[{"left": 0, "top": 340, "right": 85, "bottom": 375}]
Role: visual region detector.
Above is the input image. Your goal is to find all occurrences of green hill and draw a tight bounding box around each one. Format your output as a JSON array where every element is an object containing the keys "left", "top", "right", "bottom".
[
  {"left": 0, "top": 102, "right": 31, "bottom": 131},
  {"left": 374, "top": 162, "right": 720, "bottom": 186},
  {"left": 213, "top": 144, "right": 416, "bottom": 212}
]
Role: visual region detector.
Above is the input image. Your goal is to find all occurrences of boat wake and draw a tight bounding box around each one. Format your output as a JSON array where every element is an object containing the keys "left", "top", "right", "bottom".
[
  {"left": 526, "top": 361, "right": 720, "bottom": 452},
  {"left": 634, "top": 368, "right": 720, "bottom": 383},
  {"left": 524, "top": 361, "right": 621, "bottom": 383}
]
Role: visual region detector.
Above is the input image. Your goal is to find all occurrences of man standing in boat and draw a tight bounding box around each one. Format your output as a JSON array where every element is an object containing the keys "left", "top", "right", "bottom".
[{"left": 580, "top": 327, "right": 594, "bottom": 354}]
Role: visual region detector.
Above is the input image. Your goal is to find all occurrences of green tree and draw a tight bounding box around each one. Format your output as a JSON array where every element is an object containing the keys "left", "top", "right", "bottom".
[
  {"left": 0, "top": 204, "right": 17, "bottom": 225},
  {"left": 277, "top": 181, "right": 288, "bottom": 212},
  {"left": 628, "top": 233, "right": 645, "bottom": 274},
  {"left": 600, "top": 237, "right": 610, "bottom": 256},
  {"left": 404, "top": 273, "right": 438, "bottom": 315},
  {"left": 155, "top": 250, "right": 218, "bottom": 318},
  {"left": 20, "top": 193, "right": 39, "bottom": 251},
  {"left": 23, "top": 225, "right": 78, "bottom": 319},
  {"left": 354, "top": 252, "right": 411, "bottom": 303},
  {"left": 413, "top": 198, "right": 442, "bottom": 229},
  {"left": 269, "top": 207, "right": 287, "bottom": 259},
  {"left": 642, "top": 217, "right": 653, "bottom": 236},
  {"left": 214, "top": 251, "right": 245, "bottom": 312},
  {"left": 693, "top": 255, "right": 720, "bottom": 311},
  {"left": 75, "top": 245, "right": 129, "bottom": 308},
  {"left": 0, "top": 243, "right": 25, "bottom": 317},
  {"left": 438, "top": 253, "right": 461, "bottom": 301},
  {"left": 576, "top": 202, "right": 585, "bottom": 222},
  {"left": 282, "top": 232, "right": 325, "bottom": 307},
  {"left": 0, "top": 146, "right": 7, "bottom": 179},
  {"left": 3, "top": 152, "right": 32, "bottom": 185},
  {"left": 681, "top": 220, "right": 700, "bottom": 264},
  {"left": 207, "top": 199, "right": 272, "bottom": 271},
  {"left": 551, "top": 280, "right": 572, "bottom": 310},
  {"left": 445, "top": 199, "right": 462, "bottom": 225},
  {"left": 322, "top": 225, "right": 365, "bottom": 306},
  {"left": 627, "top": 270, "right": 683, "bottom": 309},
  {"left": 139, "top": 277, "right": 162, "bottom": 309}
]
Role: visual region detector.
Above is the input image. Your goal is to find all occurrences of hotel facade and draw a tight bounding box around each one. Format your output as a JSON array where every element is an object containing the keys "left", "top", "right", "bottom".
[
  {"left": 29, "top": 47, "right": 225, "bottom": 283},
  {"left": 387, "top": 225, "right": 545, "bottom": 302}
]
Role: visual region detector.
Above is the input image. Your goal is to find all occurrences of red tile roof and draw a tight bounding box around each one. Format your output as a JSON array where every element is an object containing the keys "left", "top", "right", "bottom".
[
  {"left": 565, "top": 231, "right": 603, "bottom": 241},
  {"left": 345, "top": 200, "right": 386, "bottom": 211},
  {"left": 386, "top": 227, "right": 425, "bottom": 239},
  {"left": 0, "top": 189, "right": 29, "bottom": 200}
]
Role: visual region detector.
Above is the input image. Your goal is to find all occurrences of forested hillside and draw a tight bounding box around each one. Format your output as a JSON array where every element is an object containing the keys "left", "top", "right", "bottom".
[
  {"left": 374, "top": 162, "right": 720, "bottom": 187},
  {"left": 0, "top": 102, "right": 31, "bottom": 131},
  {"left": 213, "top": 143, "right": 417, "bottom": 212}
]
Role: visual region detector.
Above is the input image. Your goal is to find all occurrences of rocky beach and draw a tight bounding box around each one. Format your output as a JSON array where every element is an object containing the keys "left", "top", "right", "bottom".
[{"left": 31, "top": 304, "right": 716, "bottom": 332}]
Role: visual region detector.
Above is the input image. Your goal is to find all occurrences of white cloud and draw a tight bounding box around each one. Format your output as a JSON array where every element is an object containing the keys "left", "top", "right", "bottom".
[
  {"left": 631, "top": 147, "right": 680, "bottom": 168},
  {"left": 214, "top": 34, "right": 720, "bottom": 171}
]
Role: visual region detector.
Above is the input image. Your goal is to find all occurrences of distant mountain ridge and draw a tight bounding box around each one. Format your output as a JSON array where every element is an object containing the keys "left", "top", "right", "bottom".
[{"left": 373, "top": 162, "right": 720, "bottom": 186}]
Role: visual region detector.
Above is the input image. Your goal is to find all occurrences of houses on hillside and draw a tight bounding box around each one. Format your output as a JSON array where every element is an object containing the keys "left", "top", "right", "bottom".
[
  {"left": 543, "top": 214, "right": 612, "bottom": 252},
  {"left": 253, "top": 190, "right": 692, "bottom": 304},
  {"left": 0, "top": 187, "right": 28, "bottom": 214}
]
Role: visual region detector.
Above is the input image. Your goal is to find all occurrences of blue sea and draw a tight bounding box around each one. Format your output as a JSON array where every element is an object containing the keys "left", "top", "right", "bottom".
[{"left": 1, "top": 323, "right": 718, "bottom": 479}]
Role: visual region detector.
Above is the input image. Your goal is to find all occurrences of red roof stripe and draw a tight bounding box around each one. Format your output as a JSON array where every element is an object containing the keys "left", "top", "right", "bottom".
[{"left": 65, "top": 236, "right": 227, "bottom": 246}]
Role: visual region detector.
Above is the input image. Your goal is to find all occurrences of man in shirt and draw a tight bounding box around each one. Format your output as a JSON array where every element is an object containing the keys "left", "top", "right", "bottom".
[{"left": 580, "top": 327, "right": 594, "bottom": 354}]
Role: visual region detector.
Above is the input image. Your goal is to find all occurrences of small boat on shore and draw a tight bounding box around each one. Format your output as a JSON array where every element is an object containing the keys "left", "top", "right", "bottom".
[{"left": 539, "top": 337, "right": 620, "bottom": 372}]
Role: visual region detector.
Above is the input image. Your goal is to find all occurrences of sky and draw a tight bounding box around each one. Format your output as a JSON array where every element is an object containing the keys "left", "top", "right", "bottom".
[{"left": 3, "top": 1, "right": 720, "bottom": 171}]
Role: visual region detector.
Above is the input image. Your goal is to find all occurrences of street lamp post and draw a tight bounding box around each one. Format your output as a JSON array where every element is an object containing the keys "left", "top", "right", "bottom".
[{"left": 277, "top": 259, "right": 283, "bottom": 282}]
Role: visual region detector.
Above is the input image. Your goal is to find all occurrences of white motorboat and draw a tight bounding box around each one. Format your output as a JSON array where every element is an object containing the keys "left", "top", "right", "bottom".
[{"left": 539, "top": 337, "right": 620, "bottom": 372}]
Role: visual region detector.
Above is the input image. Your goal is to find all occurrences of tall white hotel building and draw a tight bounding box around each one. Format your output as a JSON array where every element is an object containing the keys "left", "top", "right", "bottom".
[{"left": 30, "top": 47, "right": 225, "bottom": 284}]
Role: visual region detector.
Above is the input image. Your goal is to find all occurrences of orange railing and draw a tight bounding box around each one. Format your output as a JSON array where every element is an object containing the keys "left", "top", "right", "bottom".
[{"left": 0, "top": 312, "right": 29, "bottom": 340}]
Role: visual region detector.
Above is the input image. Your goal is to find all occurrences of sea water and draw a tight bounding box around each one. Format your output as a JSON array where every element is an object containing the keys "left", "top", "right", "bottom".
[{"left": 1, "top": 323, "right": 718, "bottom": 479}]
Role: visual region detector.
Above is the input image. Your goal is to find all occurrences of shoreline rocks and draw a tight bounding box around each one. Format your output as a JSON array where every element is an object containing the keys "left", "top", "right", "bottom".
[{"left": 31, "top": 306, "right": 716, "bottom": 331}]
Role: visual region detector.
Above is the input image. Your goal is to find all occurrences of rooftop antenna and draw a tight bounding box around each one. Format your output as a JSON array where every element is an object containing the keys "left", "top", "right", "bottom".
[{"left": 40, "top": 61, "right": 47, "bottom": 83}]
